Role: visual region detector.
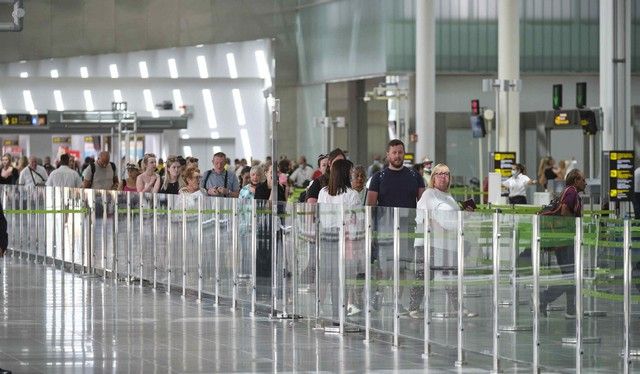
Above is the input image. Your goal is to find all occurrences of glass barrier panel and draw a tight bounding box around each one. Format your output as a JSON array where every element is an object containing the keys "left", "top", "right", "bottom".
[
  {"left": 343, "top": 204, "right": 366, "bottom": 328},
  {"left": 537, "top": 214, "right": 577, "bottom": 371},
  {"left": 279, "top": 202, "right": 295, "bottom": 315},
  {"left": 138, "top": 192, "right": 154, "bottom": 284},
  {"left": 368, "top": 205, "right": 396, "bottom": 337},
  {"left": 458, "top": 211, "right": 494, "bottom": 360},
  {"left": 631, "top": 219, "right": 640, "bottom": 366},
  {"left": 496, "top": 213, "right": 535, "bottom": 366},
  {"left": 113, "top": 191, "right": 127, "bottom": 278},
  {"left": 154, "top": 193, "right": 170, "bottom": 286},
  {"left": 167, "top": 193, "right": 183, "bottom": 290},
  {"left": 317, "top": 202, "right": 342, "bottom": 324},
  {"left": 254, "top": 199, "right": 273, "bottom": 307},
  {"left": 217, "top": 197, "right": 234, "bottom": 298},
  {"left": 293, "top": 202, "right": 317, "bottom": 319},
  {"left": 201, "top": 195, "right": 215, "bottom": 296},
  {"left": 182, "top": 192, "right": 200, "bottom": 292},
  {"left": 236, "top": 197, "right": 254, "bottom": 306},
  {"left": 580, "top": 216, "right": 625, "bottom": 371}
]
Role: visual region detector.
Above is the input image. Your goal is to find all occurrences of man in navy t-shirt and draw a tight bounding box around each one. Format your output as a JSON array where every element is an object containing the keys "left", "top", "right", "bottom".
[{"left": 366, "top": 139, "right": 425, "bottom": 314}]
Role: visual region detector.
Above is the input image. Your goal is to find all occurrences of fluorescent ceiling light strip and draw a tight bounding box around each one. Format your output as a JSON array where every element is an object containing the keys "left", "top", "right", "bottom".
[
  {"left": 22, "top": 90, "right": 35, "bottom": 114},
  {"left": 210, "top": 131, "right": 220, "bottom": 139},
  {"left": 109, "top": 64, "right": 119, "bottom": 79},
  {"left": 0, "top": 97, "right": 6, "bottom": 115},
  {"left": 226, "top": 53, "right": 238, "bottom": 79},
  {"left": 254, "top": 50, "right": 272, "bottom": 88},
  {"left": 172, "top": 89, "right": 183, "bottom": 108},
  {"left": 113, "top": 89, "right": 123, "bottom": 103},
  {"left": 151, "top": 109, "right": 159, "bottom": 118},
  {"left": 143, "top": 89, "right": 154, "bottom": 112},
  {"left": 83, "top": 90, "right": 95, "bottom": 111},
  {"left": 196, "top": 55, "right": 209, "bottom": 79},
  {"left": 183, "top": 146, "right": 192, "bottom": 157},
  {"left": 53, "top": 90, "right": 65, "bottom": 111},
  {"left": 231, "top": 89, "right": 246, "bottom": 126},
  {"left": 80, "top": 66, "right": 89, "bottom": 78},
  {"left": 212, "top": 146, "right": 222, "bottom": 154},
  {"left": 19, "top": 72, "right": 28, "bottom": 78},
  {"left": 50, "top": 69, "right": 59, "bottom": 78},
  {"left": 138, "top": 61, "right": 149, "bottom": 79},
  {"left": 167, "top": 58, "right": 179, "bottom": 79},
  {"left": 239, "top": 129, "right": 253, "bottom": 161},
  {"left": 201, "top": 89, "right": 217, "bottom": 129}
]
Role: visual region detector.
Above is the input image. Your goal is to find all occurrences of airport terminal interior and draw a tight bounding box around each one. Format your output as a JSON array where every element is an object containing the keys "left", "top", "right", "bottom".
[{"left": 0, "top": 0, "right": 639, "bottom": 372}]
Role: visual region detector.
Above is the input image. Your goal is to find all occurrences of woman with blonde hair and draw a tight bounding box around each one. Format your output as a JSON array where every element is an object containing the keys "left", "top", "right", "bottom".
[
  {"left": 0, "top": 154, "right": 18, "bottom": 185},
  {"left": 136, "top": 153, "right": 161, "bottom": 193},
  {"left": 159, "top": 156, "right": 183, "bottom": 194}
]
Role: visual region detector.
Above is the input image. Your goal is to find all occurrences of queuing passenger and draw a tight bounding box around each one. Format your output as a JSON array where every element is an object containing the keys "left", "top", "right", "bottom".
[
  {"left": 82, "top": 151, "right": 118, "bottom": 190},
  {"left": 502, "top": 163, "right": 536, "bottom": 204},
  {"left": 350, "top": 165, "right": 367, "bottom": 205},
  {"left": 366, "top": 139, "right": 424, "bottom": 315},
  {"left": 43, "top": 156, "right": 55, "bottom": 175},
  {"left": 18, "top": 156, "right": 48, "bottom": 187},
  {"left": 239, "top": 166, "right": 252, "bottom": 188},
  {"left": 201, "top": 152, "right": 240, "bottom": 198},
  {"left": 136, "top": 153, "right": 161, "bottom": 193},
  {"left": 312, "top": 154, "right": 328, "bottom": 180},
  {"left": 255, "top": 163, "right": 285, "bottom": 202},
  {"left": 422, "top": 157, "right": 433, "bottom": 186},
  {"left": 289, "top": 156, "right": 314, "bottom": 188},
  {"left": 537, "top": 169, "right": 586, "bottom": 319},
  {"left": 305, "top": 148, "right": 346, "bottom": 204},
  {"left": 120, "top": 163, "right": 140, "bottom": 192},
  {"left": 46, "top": 154, "right": 82, "bottom": 188},
  {"left": 410, "top": 163, "right": 477, "bottom": 319},
  {"left": 159, "top": 156, "right": 183, "bottom": 194},
  {"left": 239, "top": 165, "right": 264, "bottom": 200},
  {"left": 16, "top": 156, "right": 28, "bottom": 173},
  {"left": 537, "top": 156, "right": 558, "bottom": 191},
  {"left": 0, "top": 154, "right": 18, "bottom": 185},
  {"left": 186, "top": 156, "right": 199, "bottom": 169},
  {"left": 179, "top": 166, "right": 206, "bottom": 198}
]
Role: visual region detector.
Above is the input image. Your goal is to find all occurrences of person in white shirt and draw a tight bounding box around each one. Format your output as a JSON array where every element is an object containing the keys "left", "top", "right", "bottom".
[
  {"left": 410, "top": 163, "right": 477, "bottom": 319},
  {"left": 289, "top": 156, "right": 315, "bottom": 188},
  {"left": 18, "top": 156, "right": 48, "bottom": 188},
  {"left": 502, "top": 163, "right": 536, "bottom": 204},
  {"left": 46, "top": 154, "right": 82, "bottom": 188},
  {"left": 317, "top": 159, "right": 361, "bottom": 320}
]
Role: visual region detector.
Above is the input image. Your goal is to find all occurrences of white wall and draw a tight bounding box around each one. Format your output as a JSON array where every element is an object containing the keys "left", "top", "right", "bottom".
[{"left": 0, "top": 40, "right": 274, "bottom": 162}]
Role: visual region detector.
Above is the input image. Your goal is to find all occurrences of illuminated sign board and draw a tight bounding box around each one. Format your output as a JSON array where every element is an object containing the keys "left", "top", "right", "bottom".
[
  {"left": 2, "top": 114, "right": 47, "bottom": 126},
  {"left": 554, "top": 111, "right": 570, "bottom": 126},
  {"left": 493, "top": 152, "right": 516, "bottom": 177},
  {"left": 608, "top": 151, "right": 634, "bottom": 201}
]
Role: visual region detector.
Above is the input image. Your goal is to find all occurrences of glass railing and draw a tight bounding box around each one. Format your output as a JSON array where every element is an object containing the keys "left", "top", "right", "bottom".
[{"left": 1, "top": 184, "right": 638, "bottom": 372}]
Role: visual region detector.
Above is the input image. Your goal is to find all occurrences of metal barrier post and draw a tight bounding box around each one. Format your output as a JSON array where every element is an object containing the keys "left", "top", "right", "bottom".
[
  {"left": 270, "top": 199, "right": 278, "bottom": 317},
  {"left": 532, "top": 215, "right": 540, "bottom": 373},
  {"left": 363, "top": 206, "right": 371, "bottom": 344},
  {"left": 61, "top": 188, "right": 67, "bottom": 267},
  {"left": 197, "top": 195, "right": 203, "bottom": 302},
  {"left": 314, "top": 207, "right": 321, "bottom": 322},
  {"left": 393, "top": 207, "right": 400, "bottom": 349},
  {"left": 231, "top": 198, "right": 238, "bottom": 309},
  {"left": 338, "top": 204, "right": 346, "bottom": 334},
  {"left": 153, "top": 193, "right": 158, "bottom": 290},
  {"left": 18, "top": 187, "right": 23, "bottom": 258},
  {"left": 250, "top": 199, "right": 257, "bottom": 314},
  {"left": 100, "top": 190, "right": 107, "bottom": 275},
  {"left": 623, "top": 218, "right": 632, "bottom": 374},
  {"left": 50, "top": 188, "right": 56, "bottom": 263},
  {"left": 167, "top": 195, "right": 172, "bottom": 295},
  {"left": 575, "top": 217, "right": 583, "bottom": 373},
  {"left": 422, "top": 209, "right": 432, "bottom": 358},
  {"left": 126, "top": 192, "right": 131, "bottom": 285},
  {"left": 70, "top": 189, "right": 76, "bottom": 273},
  {"left": 139, "top": 193, "right": 144, "bottom": 288},
  {"left": 491, "top": 211, "right": 501, "bottom": 373},
  {"left": 34, "top": 188, "right": 40, "bottom": 262},
  {"left": 292, "top": 205, "right": 299, "bottom": 318},
  {"left": 214, "top": 197, "right": 220, "bottom": 304},
  {"left": 182, "top": 194, "right": 187, "bottom": 297},
  {"left": 26, "top": 188, "right": 32, "bottom": 259},
  {"left": 111, "top": 190, "right": 117, "bottom": 280},
  {"left": 455, "top": 210, "right": 466, "bottom": 367}
]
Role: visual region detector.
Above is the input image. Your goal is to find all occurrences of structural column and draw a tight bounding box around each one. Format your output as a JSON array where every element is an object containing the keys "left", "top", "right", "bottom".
[
  {"left": 415, "top": 0, "right": 436, "bottom": 162},
  {"left": 600, "top": 0, "right": 631, "bottom": 151},
  {"left": 498, "top": 0, "right": 520, "bottom": 153}
]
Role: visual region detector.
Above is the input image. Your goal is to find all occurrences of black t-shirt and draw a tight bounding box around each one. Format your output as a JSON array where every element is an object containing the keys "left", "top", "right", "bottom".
[
  {"left": 368, "top": 166, "right": 425, "bottom": 209},
  {"left": 159, "top": 181, "right": 180, "bottom": 195},
  {"left": 544, "top": 167, "right": 557, "bottom": 188},
  {"left": 254, "top": 181, "right": 285, "bottom": 202},
  {"left": 305, "top": 174, "right": 328, "bottom": 201}
]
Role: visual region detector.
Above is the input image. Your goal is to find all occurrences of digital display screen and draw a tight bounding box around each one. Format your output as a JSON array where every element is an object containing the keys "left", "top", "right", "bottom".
[{"left": 2, "top": 114, "right": 47, "bottom": 126}]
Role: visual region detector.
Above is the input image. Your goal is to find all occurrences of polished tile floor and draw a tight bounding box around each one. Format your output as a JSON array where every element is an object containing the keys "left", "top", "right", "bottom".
[{"left": 0, "top": 256, "right": 531, "bottom": 373}]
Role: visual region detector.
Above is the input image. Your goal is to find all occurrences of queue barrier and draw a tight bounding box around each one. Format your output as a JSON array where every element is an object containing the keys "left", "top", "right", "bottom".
[{"left": 1, "top": 184, "right": 638, "bottom": 372}]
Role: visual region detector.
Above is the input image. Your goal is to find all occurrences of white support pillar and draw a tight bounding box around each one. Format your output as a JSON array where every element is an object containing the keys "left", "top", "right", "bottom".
[
  {"left": 415, "top": 0, "right": 436, "bottom": 162},
  {"left": 497, "top": 0, "right": 520, "bottom": 153},
  {"left": 600, "top": 0, "right": 632, "bottom": 151}
]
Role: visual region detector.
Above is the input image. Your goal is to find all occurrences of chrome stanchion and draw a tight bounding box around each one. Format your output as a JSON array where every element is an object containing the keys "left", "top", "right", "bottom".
[
  {"left": 583, "top": 215, "right": 606, "bottom": 317},
  {"left": 111, "top": 190, "right": 118, "bottom": 280},
  {"left": 532, "top": 215, "right": 540, "bottom": 374},
  {"left": 575, "top": 217, "right": 583, "bottom": 373},
  {"left": 18, "top": 187, "right": 23, "bottom": 258},
  {"left": 393, "top": 207, "right": 400, "bottom": 349},
  {"left": 50, "top": 187, "right": 56, "bottom": 264},
  {"left": 70, "top": 189, "right": 76, "bottom": 274},
  {"left": 153, "top": 193, "right": 158, "bottom": 289},
  {"left": 167, "top": 195, "right": 172, "bottom": 295},
  {"left": 623, "top": 218, "right": 632, "bottom": 374},
  {"left": 61, "top": 188, "right": 67, "bottom": 268},
  {"left": 338, "top": 204, "right": 346, "bottom": 334},
  {"left": 314, "top": 206, "right": 321, "bottom": 323},
  {"left": 100, "top": 190, "right": 107, "bottom": 275},
  {"left": 454, "top": 211, "right": 466, "bottom": 368},
  {"left": 291, "top": 205, "right": 298, "bottom": 318},
  {"left": 270, "top": 199, "right": 278, "bottom": 317},
  {"left": 250, "top": 200, "right": 257, "bottom": 314},
  {"left": 422, "top": 209, "right": 432, "bottom": 359},
  {"left": 214, "top": 197, "right": 220, "bottom": 304},
  {"left": 182, "top": 194, "right": 187, "bottom": 297},
  {"left": 363, "top": 206, "right": 371, "bottom": 344},
  {"left": 139, "top": 193, "right": 144, "bottom": 288},
  {"left": 26, "top": 188, "right": 32, "bottom": 259},
  {"left": 231, "top": 198, "right": 238, "bottom": 309},
  {"left": 197, "top": 195, "right": 203, "bottom": 302},
  {"left": 491, "top": 211, "right": 501, "bottom": 373},
  {"left": 34, "top": 187, "right": 40, "bottom": 263},
  {"left": 126, "top": 192, "right": 132, "bottom": 285}
]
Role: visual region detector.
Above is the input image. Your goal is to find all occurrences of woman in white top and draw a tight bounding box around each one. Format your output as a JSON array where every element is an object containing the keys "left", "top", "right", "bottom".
[
  {"left": 136, "top": 153, "right": 161, "bottom": 193},
  {"left": 502, "top": 163, "right": 536, "bottom": 204},
  {"left": 410, "top": 163, "right": 477, "bottom": 319},
  {"left": 317, "top": 159, "right": 361, "bottom": 321}
]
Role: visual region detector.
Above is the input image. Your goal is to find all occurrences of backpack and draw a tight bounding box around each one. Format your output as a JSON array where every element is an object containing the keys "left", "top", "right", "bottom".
[
  {"left": 538, "top": 186, "right": 576, "bottom": 216},
  {"left": 88, "top": 162, "right": 116, "bottom": 188}
]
